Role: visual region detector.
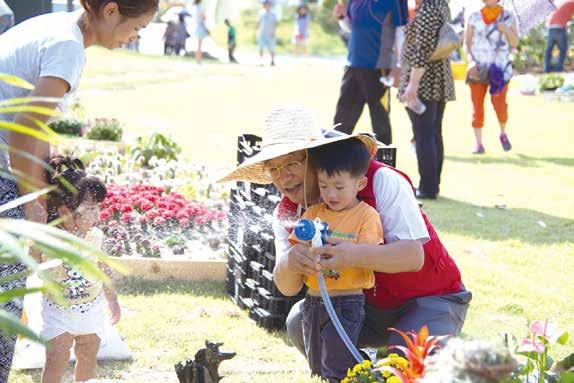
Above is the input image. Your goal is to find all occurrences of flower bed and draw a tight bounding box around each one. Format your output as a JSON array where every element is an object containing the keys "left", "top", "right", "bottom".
[{"left": 99, "top": 184, "right": 227, "bottom": 260}]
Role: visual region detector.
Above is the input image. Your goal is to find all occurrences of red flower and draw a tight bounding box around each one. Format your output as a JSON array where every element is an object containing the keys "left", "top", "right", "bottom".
[
  {"left": 153, "top": 216, "right": 166, "bottom": 226},
  {"left": 121, "top": 204, "right": 132, "bottom": 213},
  {"left": 194, "top": 216, "right": 207, "bottom": 226},
  {"left": 179, "top": 218, "right": 189, "bottom": 227},
  {"left": 140, "top": 201, "right": 154, "bottom": 211},
  {"left": 121, "top": 212, "right": 133, "bottom": 222},
  {"left": 100, "top": 209, "right": 112, "bottom": 221}
]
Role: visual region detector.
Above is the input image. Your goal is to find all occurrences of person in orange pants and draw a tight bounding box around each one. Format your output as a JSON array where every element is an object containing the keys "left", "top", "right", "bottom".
[
  {"left": 465, "top": 0, "right": 519, "bottom": 154},
  {"left": 469, "top": 82, "right": 510, "bottom": 153}
]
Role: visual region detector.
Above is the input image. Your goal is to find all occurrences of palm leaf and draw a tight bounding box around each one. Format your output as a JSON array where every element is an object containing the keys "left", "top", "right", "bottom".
[
  {"left": 0, "top": 105, "right": 60, "bottom": 117},
  {"left": 0, "top": 120, "right": 53, "bottom": 142},
  {"left": 0, "top": 188, "right": 53, "bottom": 215},
  {"left": 0, "top": 230, "right": 38, "bottom": 270},
  {"left": 0, "top": 271, "right": 28, "bottom": 286},
  {"left": 0, "top": 96, "right": 61, "bottom": 107},
  {"left": 0, "top": 310, "right": 45, "bottom": 345},
  {"left": 0, "top": 287, "right": 44, "bottom": 303},
  {"left": 0, "top": 221, "right": 108, "bottom": 282},
  {"left": 0, "top": 73, "right": 34, "bottom": 90},
  {"left": 0, "top": 167, "right": 45, "bottom": 195}
]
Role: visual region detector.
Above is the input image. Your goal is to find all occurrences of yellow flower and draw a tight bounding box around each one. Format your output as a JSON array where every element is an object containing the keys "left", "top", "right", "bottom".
[
  {"left": 352, "top": 364, "right": 363, "bottom": 373},
  {"left": 389, "top": 355, "right": 409, "bottom": 370},
  {"left": 387, "top": 376, "right": 402, "bottom": 383},
  {"left": 341, "top": 379, "right": 349, "bottom": 383},
  {"left": 362, "top": 359, "right": 372, "bottom": 369},
  {"left": 383, "top": 370, "right": 391, "bottom": 378}
]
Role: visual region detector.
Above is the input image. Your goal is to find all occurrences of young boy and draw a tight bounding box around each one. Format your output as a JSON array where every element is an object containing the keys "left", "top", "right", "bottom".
[
  {"left": 224, "top": 19, "right": 238, "bottom": 63},
  {"left": 257, "top": 0, "right": 277, "bottom": 66},
  {"left": 289, "top": 137, "right": 384, "bottom": 383}
]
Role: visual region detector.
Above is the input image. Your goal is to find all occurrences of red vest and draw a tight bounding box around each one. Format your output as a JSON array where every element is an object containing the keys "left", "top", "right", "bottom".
[{"left": 277, "top": 160, "right": 462, "bottom": 309}]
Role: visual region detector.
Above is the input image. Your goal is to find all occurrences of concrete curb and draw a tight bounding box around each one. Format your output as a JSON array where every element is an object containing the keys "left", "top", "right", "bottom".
[{"left": 112, "top": 256, "right": 227, "bottom": 282}]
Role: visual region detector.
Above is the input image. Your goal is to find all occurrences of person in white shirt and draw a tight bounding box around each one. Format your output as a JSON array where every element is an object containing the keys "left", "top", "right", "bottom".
[{"left": 0, "top": 1, "right": 158, "bottom": 382}]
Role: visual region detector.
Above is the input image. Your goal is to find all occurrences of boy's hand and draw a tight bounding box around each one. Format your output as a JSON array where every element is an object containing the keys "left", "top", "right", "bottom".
[
  {"left": 310, "top": 237, "right": 354, "bottom": 271},
  {"left": 287, "top": 244, "right": 321, "bottom": 277},
  {"left": 107, "top": 298, "right": 121, "bottom": 325}
]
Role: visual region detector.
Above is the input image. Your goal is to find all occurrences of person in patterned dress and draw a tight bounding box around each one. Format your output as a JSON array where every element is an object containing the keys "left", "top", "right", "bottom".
[
  {"left": 0, "top": 1, "right": 158, "bottom": 381},
  {"left": 40, "top": 155, "right": 121, "bottom": 383},
  {"left": 399, "top": 0, "right": 455, "bottom": 200}
]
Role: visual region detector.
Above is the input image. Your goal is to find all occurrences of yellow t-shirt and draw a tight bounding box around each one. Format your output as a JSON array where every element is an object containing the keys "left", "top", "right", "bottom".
[{"left": 290, "top": 201, "right": 384, "bottom": 292}]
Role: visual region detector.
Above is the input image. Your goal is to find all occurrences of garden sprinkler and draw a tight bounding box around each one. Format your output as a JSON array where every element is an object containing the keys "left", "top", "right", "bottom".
[{"left": 293, "top": 218, "right": 365, "bottom": 364}]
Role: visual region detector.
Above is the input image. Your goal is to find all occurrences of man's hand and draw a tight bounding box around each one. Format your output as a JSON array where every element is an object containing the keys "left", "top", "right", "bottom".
[
  {"left": 309, "top": 237, "right": 357, "bottom": 271},
  {"left": 287, "top": 244, "right": 321, "bottom": 277}
]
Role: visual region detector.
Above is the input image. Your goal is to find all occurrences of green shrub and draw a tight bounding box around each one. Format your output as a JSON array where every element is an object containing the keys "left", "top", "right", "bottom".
[
  {"left": 539, "top": 73, "right": 565, "bottom": 92},
  {"left": 86, "top": 118, "right": 123, "bottom": 142},
  {"left": 131, "top": 132, "right": 181, "bottom": 167},
  {"left": 49, "top": 118, "right": 84, "bottom": 136}
]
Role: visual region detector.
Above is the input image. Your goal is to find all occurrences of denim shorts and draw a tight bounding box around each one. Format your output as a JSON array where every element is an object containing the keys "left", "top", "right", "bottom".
[{"left": 301, "top": 293, "right": 365, "bottom": 383}]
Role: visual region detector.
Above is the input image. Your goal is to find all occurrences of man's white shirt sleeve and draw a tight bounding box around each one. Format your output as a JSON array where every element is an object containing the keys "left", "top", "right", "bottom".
[{"left": 373, "top": 167, "right": 430, "bottom": 244}]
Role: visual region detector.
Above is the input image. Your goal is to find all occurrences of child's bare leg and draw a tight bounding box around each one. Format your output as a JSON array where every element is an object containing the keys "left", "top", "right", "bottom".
[
  {"left": 73, "top": 334, "right": 100, "bottom": 382},
  {"left": 42, "top": 333, "right": 74, "bottom": 383}
]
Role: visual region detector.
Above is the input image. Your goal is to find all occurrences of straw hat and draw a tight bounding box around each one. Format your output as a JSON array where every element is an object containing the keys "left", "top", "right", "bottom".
[{"left": 218, "top": 106, "right": 379, "bottom": 184}]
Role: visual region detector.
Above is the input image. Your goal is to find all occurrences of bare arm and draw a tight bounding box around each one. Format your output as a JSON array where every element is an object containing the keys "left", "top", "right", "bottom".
[
  {"left": 8, "top": 76, "right": 68, "bottom": 222},
  {"left": 499, "top": 20, "right": 519, "bottom": 48},
  {"left": 313, "top": 238, "right": 424, "bottom": 273},
  {"left": 464, "top": 24, "right": 474, "bottom": 62},
  {"left": 273, "top": 246, "right": 308, "bottom": 296},
  {"left": 399, "top": 66, "right": 426, "bottom": 105}
]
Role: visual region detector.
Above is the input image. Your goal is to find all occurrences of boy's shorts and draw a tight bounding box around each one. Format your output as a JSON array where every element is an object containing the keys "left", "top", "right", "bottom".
[
  {"left": 258, "top": 35, "right": 276, "bottom": 52},
  {"left": 301, "top": 293, "right": 365, "bottom": 383}
]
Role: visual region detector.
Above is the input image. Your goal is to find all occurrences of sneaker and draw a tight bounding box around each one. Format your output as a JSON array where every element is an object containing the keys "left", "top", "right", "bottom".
[
  {"left": 499, "top": 133, "right": 512, "bottom": 151},
  {"left": 472, "top": 144, "right": 485, "bottom": 154}
]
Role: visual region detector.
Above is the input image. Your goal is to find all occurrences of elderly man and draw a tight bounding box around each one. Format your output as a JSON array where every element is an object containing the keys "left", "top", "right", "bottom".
[{"left": 221, "top": 106, "right": 471, "bottom": 355}]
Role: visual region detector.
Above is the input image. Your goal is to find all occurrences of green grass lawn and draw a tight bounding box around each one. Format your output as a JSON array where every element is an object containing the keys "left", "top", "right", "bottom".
[{"left": 9, "top": 48, "right": 574, "bottom": 382}]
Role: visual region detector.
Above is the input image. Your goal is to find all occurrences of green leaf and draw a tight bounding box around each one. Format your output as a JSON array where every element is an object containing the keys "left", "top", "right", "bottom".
[
  {"left": 556, "top": 331, "right": 569, "bottom": 346},
  {"left": 0, "top": 271, "right": 29, "bottom": 286},
  {"left": 0, "top": 310, "right": 45, "bottom": 345},
  {"left": 0, "top": 96, "right": 61, "bottom": 107},
  {"left": 0, "top": 229, "right": 38, "bottom": 270},
  {"left": 0, "top": 120, "right": 53, "bottom": 142},
  {"left": 0, "top": 287, "right": 44, "bottom": 303},
  {"left": 0, "top": 221, "right": 107, "bottom": 282},
  {"left": 0, "top": 188, "right": 53, "bottom": 215},
  {"left": 0, "top": 73, "right": 34, "bottom": 90},
  {"left": 0, "top": 105, "right": 60, "bottom": 117}
]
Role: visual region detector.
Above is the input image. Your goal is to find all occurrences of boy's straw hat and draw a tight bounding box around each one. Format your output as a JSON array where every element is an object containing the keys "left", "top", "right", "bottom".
[{"left": 219, "top": 106, "right": 379, "bottom": 184}]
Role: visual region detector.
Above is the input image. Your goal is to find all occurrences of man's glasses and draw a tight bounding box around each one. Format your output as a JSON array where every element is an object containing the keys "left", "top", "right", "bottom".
[{"left": 263, "top": 158, "right": 306, "bottom": 180}]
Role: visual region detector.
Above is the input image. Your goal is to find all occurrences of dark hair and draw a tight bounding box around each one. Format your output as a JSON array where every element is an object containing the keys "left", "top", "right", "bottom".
[
  {"left": 46, "top": 155, "right": 107, "bottom": 222},
  {"left": 194, "top": 0, "right": 202, "bottom": 4},
  {"left": 80, "top": 0, "right": 159, "bottom": 18},
  {"left": 309, "top": 138, "right": 370, "bottom": 178}
]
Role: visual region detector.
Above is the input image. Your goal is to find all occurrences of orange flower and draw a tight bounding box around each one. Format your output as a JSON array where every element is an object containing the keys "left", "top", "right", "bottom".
[{"left": 387, "top": 326, "right": 448, "bottom": 382}]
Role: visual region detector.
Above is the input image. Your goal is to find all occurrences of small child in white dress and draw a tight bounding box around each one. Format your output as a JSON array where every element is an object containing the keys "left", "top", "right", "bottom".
[{"left": 38, "top": 155, "right": 121, "bottom": 383}]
